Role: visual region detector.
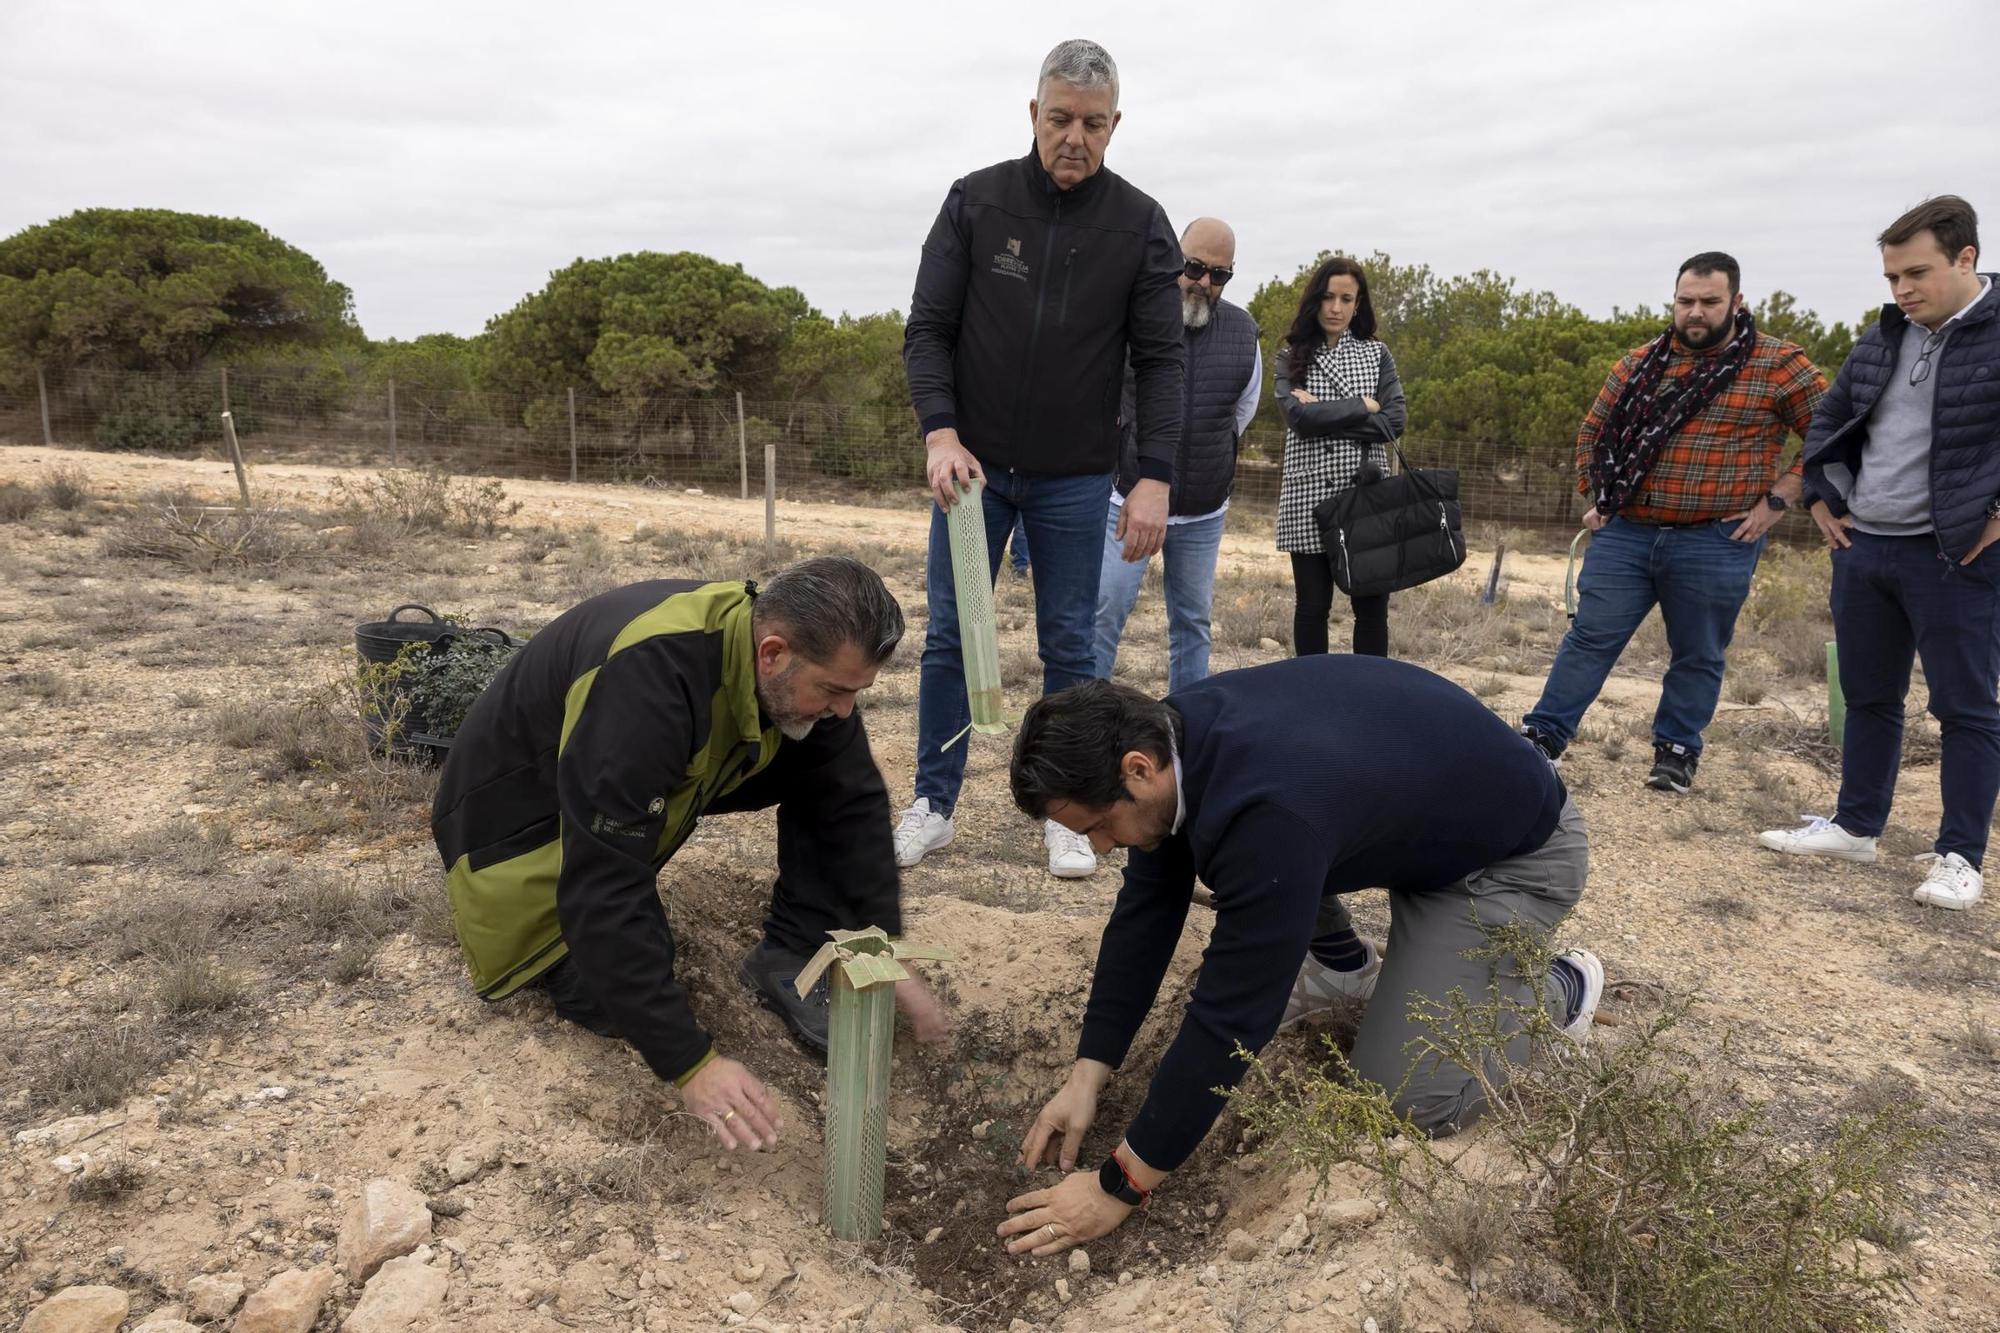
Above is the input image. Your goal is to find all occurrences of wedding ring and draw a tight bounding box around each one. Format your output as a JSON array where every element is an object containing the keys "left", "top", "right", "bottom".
[{"left": 721, "top": 1110, "right": 737, "bottom": 1123}]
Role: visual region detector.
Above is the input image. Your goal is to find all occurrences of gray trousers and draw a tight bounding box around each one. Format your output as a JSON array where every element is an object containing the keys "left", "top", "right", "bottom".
[{"left": 1331, "top": 797, "right": 1589, "bottom": 1136}]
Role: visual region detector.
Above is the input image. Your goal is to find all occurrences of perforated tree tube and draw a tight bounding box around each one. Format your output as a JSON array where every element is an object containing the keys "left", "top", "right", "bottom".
[
  {"left": 946, "top": 480, "right": 1009, "bottom": 734},
  {"left": 795, "top": 928, "right": 953, "bottom": 1243}
]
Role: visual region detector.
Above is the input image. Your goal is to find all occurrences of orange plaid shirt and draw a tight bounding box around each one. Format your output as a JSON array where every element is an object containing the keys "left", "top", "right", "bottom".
[{"left": 1575, "top": 330, "right": 1827, "bottom": 524}]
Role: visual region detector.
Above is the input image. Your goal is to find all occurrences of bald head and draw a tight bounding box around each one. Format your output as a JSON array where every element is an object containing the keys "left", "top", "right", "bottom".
[{"left": 1177, "top": 217, "right": 1236, "bottom": 327}]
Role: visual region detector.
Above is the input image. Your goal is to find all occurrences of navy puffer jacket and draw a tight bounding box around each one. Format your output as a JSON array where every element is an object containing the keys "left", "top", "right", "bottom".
[{"left": 1802, "top": 277, "right": 2000, "bottom": 560}]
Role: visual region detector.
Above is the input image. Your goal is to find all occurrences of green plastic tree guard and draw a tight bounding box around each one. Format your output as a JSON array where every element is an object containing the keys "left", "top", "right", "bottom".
[
  {"left": 946, "top": 480, "right": 1009, "bottom": 736},
  {"left": 794, "top": 927, "right": 954, "bottom": 1242},
  {"left": 1827, "top": 640, "right": 1845, "bottom": 747}
]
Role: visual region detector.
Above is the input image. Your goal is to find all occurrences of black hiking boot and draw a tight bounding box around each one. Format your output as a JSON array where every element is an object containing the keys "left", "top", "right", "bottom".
[
  {"left": 738, "top": 940, "right": 829, "bottom": 1058},
  {"left": 1645, "top": 742, "right": 1699, "bottom": 794}
]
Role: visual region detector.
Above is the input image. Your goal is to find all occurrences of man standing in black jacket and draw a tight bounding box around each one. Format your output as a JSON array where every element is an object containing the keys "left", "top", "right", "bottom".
[
  {"left": 896, "top": 37, "right": 1187, "bottom": 881},
  {"left": 993, "top": 664, "right": 1601, "bottom": 1256},
  {"left": 1094, "top": 215, "right": 1260, "bottom": 693}
]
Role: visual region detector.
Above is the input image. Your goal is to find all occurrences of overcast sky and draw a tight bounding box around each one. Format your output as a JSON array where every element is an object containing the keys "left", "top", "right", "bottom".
[{"left": 5, "top": 0, "right": 1996, "bottom": 342}]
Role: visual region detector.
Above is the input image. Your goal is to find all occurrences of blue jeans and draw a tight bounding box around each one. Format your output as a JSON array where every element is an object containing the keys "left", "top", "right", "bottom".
[
  {"left": 915, "top": 468, "right": 1113, "bottom": 815},
  {"left": 1830, "top": 531, "right": 2000, "bottom": 865},
  {"left": 1092, "top": 503, "right": 1227, "bottom": 694},
  {"left": 1524, "top": 517, "right": 1764, "bottom": 755},
  {"left": 1007, "top": 514, "right": 1030, "bottom": 574}
]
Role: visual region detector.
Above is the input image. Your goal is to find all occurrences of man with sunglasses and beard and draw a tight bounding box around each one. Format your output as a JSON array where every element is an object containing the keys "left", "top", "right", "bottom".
[
  {"left": 1759, "top": 196, "right": 2000, "bottom": 912},
  {"left": 1093, "top": 217, "right": 1261, "bottom": 694},
  {"left": 1520, "top": 253, "right": 1826, "bottom": 794},
  {"left": 898, "top": 38, "right": 1185, "bottom": 881}
]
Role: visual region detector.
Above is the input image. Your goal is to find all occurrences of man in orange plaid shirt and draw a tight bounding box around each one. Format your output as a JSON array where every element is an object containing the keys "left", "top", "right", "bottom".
[{"left": 1521, "top": 253, "right": 1827, "bottom": 793}]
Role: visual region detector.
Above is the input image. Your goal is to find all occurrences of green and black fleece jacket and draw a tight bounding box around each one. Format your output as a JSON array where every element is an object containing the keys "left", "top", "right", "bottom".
[{"left": 431, "top": 578, "right": 901, "bottom": 1086}]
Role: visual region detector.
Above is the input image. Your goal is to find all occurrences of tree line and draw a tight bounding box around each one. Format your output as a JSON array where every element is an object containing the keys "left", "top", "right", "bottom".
[{"left": 0, "top": 208, "right": 1872, "bottom": 467}]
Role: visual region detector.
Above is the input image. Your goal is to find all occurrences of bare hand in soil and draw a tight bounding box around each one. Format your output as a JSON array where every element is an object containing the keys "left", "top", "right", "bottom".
[
  {"left": 679, "top": 1057, "right": 783, "bottom": 1151},
  {"left": 1021, "top": 1062, "right": 1108, "bottom": 1171},
  {"left": 894, "top": 976, "right": 950, "bottom": 1043},
  {"left": 925, "top": 430, "right": 986, "bottom": 509},
  {"left": 999, "top": 1170, "right": 1132, "bottom": 1256}
]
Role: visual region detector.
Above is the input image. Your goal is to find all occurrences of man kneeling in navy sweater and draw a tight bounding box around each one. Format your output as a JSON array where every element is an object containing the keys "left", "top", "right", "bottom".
[{"left": 994, "top": 656, "right": 1603, "bottom": 1257}]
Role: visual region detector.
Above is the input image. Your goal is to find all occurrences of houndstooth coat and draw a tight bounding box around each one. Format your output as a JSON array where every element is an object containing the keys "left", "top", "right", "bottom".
[{"left": 1273, "top": 334, "right": 1407, "bottom": 553}]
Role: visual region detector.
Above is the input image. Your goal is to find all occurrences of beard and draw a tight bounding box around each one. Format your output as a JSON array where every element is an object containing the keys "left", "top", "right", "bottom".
[
  {"left": 1182, "top": 291, "right": 1214, "bottom": 329},
  {"left": 757, "top": 662, "right": 825, "bottom": 741},
  {"left": 1676, "top": 313, "right": 1733, "bottom": 349}
]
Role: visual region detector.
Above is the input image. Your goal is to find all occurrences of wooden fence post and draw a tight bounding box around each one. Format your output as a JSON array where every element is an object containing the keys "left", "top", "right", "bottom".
[
  {"left": 387, "top": 377, "right": 399, "bottom": 467},
  {"left": 35, "top": 364, "right": 53, "bottom": 446},
  {"left": 220, "top": 412, "right": 253, "bottom": 509},
  {"left": 737, "top": 391, "right": 749, "bottom": 501},
  {"left": 567, "top": 387, "right": 579, "bottom": 483},
  {"left": 765, "top": 441, "right": 777, "bottom": 556}
]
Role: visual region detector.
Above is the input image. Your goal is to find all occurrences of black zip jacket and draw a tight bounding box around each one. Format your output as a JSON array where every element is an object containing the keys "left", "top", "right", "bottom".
[{"left": 903, "top": 147, "right": 1185, "bottom": 481}]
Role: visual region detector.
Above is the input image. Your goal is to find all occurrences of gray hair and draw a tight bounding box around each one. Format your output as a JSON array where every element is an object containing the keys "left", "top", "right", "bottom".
[
  {"left": 1037, "top": 39, "right": 1119, "bottom": 109},
  {"left": 753, "top": 556, "right": 905, "bottom": 665}
]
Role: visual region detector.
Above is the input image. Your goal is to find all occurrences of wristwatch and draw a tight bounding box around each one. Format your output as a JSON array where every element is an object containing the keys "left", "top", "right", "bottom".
[
  {"left": 1764, "top": 492, "right": 1789, "bottom": 512},
  {"left": 1098, "top": 1153, "right": 1149, "bottom": 1207},
  {"left": 1986, "top": 496, "right": 2000, "bottom": 520}
]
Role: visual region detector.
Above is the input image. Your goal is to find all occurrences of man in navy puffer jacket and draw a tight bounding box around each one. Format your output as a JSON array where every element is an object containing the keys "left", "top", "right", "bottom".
[{"left": 1760, "top": 195, "right": 2000, "bottom": 912}]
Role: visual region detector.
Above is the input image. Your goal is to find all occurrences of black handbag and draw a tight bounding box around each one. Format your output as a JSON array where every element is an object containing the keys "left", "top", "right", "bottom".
[{"left": 1311, "top": 416, "right": 1466, "bottom": 598}]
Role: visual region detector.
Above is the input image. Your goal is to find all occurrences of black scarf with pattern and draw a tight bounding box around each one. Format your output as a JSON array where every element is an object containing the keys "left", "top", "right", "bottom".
[{"left": 1589, "top": 308, "right": 1756, "bottom": 516}]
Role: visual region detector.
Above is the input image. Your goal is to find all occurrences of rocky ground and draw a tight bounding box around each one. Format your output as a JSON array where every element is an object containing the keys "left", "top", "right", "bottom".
[{"left": 0, "top": 444, "right": 1996, "bottom": 1333}]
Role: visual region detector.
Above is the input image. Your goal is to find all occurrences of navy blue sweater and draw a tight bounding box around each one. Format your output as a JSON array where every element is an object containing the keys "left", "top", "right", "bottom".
[{"left": 1078, "top": 655, "right": 1565, "bottom": 1170}]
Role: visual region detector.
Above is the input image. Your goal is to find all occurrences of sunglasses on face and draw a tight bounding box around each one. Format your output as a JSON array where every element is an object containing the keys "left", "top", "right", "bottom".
[{"left": 1182, "top": 259, "right": 1233, "bottom": 287}]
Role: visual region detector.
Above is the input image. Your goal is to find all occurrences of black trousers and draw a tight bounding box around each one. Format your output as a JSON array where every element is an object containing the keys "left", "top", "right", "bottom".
[{"left": 1291, "top": 552, "right": 1389, "bottom": 657}]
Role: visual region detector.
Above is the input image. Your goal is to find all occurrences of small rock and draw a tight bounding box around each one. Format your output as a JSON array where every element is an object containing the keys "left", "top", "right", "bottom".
[
  {"left": 1196, "top": 1265, "right": 1221, "bottom": 1287},
  {"left": 971, "top": 1120, "right": 991, "bottom": 1140},
  {"left": 339, "top": 1178, "right": 433, "bottom": 1280},
  {"left": 235, "top": 1266, "right": 337, "bottom": 1333},
  {"left": 133, "top": 1321, "right": 203, "bottom": 1333},
  {"left": 15, "top": 1116, "right": 101, "bottom": 1150},
  {"left": 1054, "top": 1278, "right": 1071, "bottom": 1302},
  {"left": 256, "top": 1086, "right": 290, "bottom": 1102},
  {"left": 1067, "top": 1250, "right": 1090, "bottom": 1275},
  {"left": 20, "top": 1285, "right": 129, "bottom": 1333},
  {"left": 1362, "top": 1319, "right": 1379, "bottom": 1333},
  {"left": 1257, "top": 636, "right": 1282, "bottom": 651},
  {"left": 445, "top": 1142, "right": 496, "bottom": 1186},
  {"left": 343, "top": 1248, "right": 449, "bottom": 1332},
  {"left": 922, "top": 1227, "right": 943, "bottom": 1245},
  {"left": 733, "top": 1261, "right": 767, "bottom": 1283},
  {"left": 1319, "top": 1198, "right": 1377, "bottom": 1230},
  {"left": 1358, "top": 1279, "right": 1374, "bottom": 1297},
  {"left": 1117, "top": 1271, "right": 1132, "bottom": 1285},
  {"left": 728, "top": 1291, "right": 757, "bottom": 1314},
  {"left": 1276, "top": 1213, "right": 1310, "bottom": 1252},
  {"left": 185, "top": 1271, "right": 247, "bottom": 1319},
  {"left": 1223, "top": 1228, "right": 1260, "bottom": 1262}
]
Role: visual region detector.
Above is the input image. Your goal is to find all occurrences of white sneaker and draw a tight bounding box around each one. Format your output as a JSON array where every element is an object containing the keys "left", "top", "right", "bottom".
[
  {"left": 894, "top": 799, "right": 954, "bottom": 869},
  {"left": 1756, "top": 815, "right": 1879, "bottom": 864},
  {"left": 1555, "top": 948, "right": 1604, "bottom": 1044},
  {"left": 1045, "top": 821, "right": 1097, "bottom": 879},
  {"left": 1278, "top": 939, "right": 1382, "bottom": 1031},
  {"left": 1913, "top": 852, "right": 1983, "bottom": 910}
]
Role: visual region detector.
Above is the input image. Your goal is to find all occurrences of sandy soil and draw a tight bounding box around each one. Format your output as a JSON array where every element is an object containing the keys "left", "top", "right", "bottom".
[{"left": 0, "top": 444, "right": 1995, "bottom": 1333}]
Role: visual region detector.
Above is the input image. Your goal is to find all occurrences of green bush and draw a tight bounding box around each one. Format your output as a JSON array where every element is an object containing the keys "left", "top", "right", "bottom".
[
  {"left": 406, "top": 634, "right": 520, "bottom": 738},
  {"left": 94, "top": 378, "right": 258, "bottom": 452}
]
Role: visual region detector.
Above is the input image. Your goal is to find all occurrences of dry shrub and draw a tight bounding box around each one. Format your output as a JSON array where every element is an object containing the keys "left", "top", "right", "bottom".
[
  {"left": 328, "top": 468, "right": 520, "bottom": 538},
  {"left": 41, "top": 465, "right": 91, "bottom": 511},
  {"left": 1231, "top": 927, "right": 1931, "bottom": 1330},
  {"left": 28, "top": 1022, "right": 168, "bottom": 1114},
  {"left": 102, "top": 489, "right": 295, "bottom": 572},
  {"left": 66, "top": 1153, "right": 145, "bottom": 1203},
  {"left": 1210, "top": 572, "right": 1292, "bottom": 649},
  {"left": 0, "top": 480, "right": 39, "bottom": 522}
]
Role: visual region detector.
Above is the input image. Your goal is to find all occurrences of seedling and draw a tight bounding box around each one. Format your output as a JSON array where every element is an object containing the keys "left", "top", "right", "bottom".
[{"left": 794, "top": 927, "right": 954, "bottom": 1242}]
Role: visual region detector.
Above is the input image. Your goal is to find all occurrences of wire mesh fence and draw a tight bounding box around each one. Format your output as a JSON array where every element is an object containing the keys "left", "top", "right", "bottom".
[{"left": 0, "top": 364, "right": 1818, "bottom": 545}]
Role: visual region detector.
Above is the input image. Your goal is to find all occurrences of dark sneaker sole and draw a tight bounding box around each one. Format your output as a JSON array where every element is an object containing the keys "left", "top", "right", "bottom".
[
  {"left": 737, "top": 959, "right": 830, "bottom": 1058},
  {"left": 1644, "top": 769, "right": 1693, "bottom": 794}
]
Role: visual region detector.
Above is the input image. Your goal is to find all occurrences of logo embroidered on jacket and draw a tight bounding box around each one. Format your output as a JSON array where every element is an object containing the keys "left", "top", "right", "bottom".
[{"left": 991, "top": 238, "right": 1030, "bottom": 282}]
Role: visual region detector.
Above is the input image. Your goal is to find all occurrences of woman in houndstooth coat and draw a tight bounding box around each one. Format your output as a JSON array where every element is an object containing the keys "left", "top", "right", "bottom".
[{"left": 1273, "top": 255, "right": 1408, "bottom": 657}]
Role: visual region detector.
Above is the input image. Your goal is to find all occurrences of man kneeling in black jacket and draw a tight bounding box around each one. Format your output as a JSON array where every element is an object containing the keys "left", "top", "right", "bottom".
[{"left": 992, "top": 658, "right": 1603, "bottom": 1256}]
